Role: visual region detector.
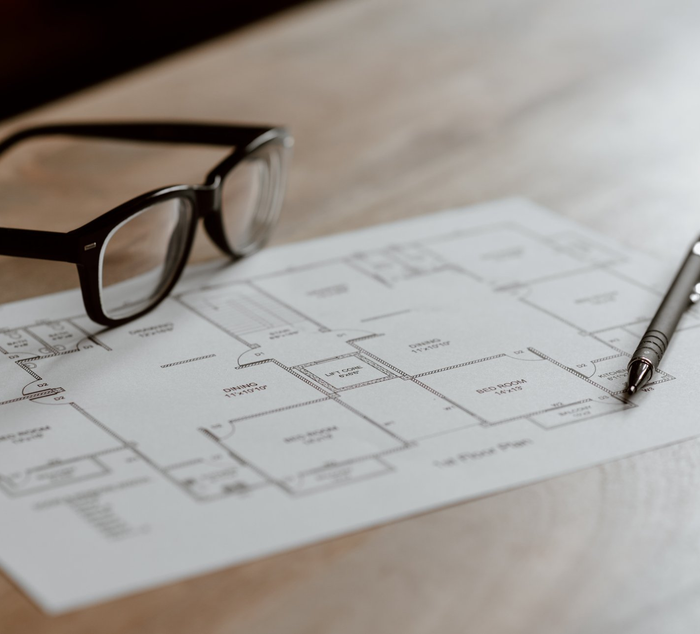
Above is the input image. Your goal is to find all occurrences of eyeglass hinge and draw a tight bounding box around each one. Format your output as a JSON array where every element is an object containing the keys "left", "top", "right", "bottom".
[{"left": 84, "top": 242, "right": 97, "bottom": 251}]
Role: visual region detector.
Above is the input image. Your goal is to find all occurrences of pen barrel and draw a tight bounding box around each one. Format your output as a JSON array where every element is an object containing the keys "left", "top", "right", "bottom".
[{"left": 631, "top": 241, "right": 700, "bottom": 370}]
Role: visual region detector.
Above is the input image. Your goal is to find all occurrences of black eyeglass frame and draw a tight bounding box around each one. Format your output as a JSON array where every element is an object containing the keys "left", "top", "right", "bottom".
[{"left": 0, "top": 122, "right": 292, "bottom": 327}]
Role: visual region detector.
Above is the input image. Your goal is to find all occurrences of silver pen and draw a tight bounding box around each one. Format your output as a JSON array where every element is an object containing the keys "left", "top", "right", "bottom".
[{"left": 628, "top": 237, "right": 700, "bottom": 394}]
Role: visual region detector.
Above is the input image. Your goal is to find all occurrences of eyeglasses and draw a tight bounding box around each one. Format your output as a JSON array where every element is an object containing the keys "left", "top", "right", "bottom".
[{"left": 0, "top": 122, "right": 292, "bottom": 327}]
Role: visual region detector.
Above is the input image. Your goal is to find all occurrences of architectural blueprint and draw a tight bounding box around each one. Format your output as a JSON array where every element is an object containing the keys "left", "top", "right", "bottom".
[{"left": 2, "top": 198, "right": 700, "bottom": 613}]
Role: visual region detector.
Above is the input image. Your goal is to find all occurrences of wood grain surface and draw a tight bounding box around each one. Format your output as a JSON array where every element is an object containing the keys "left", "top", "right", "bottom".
[{"left": 3, "top": 0, "right": 700, "bottom": 631}]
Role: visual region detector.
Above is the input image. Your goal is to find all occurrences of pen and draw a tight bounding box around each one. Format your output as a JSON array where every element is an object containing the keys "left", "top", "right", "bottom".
[{"left": 627, "top": 237, "right": 700, "bottom": 394}]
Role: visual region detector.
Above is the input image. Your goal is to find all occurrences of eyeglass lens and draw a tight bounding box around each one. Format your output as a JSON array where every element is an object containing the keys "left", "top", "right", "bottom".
[
  {"left": 221, "top": 142, "right": 288, "bottom": 255},
  {"left": 99, "top": 197, "right": 193, "bottom": 319}
]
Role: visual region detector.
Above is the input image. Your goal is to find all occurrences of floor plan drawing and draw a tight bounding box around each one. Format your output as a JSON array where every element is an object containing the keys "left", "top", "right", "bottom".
[{"left": 2, "top": 198, "right": 700, "bottom": 613}]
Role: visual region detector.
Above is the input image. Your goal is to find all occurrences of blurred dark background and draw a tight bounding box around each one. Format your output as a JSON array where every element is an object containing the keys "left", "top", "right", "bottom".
[{"left": 0, "top": 0, "right": 310, "bottom": 122}]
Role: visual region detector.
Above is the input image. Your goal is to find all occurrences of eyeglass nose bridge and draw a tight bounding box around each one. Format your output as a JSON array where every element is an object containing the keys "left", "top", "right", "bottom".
[{"left": 191, "top": 183, "right": 220, "bottom": 217}]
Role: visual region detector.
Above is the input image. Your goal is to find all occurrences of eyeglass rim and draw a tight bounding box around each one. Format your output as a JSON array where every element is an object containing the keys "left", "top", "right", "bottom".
[{"left": 79, "top": 133, "right": 291, "bottom": 327}]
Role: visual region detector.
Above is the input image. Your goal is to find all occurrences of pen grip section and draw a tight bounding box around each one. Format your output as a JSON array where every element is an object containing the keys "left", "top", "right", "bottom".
[{"left": 631, "top": 330, "right": 668, "bottom": 369}]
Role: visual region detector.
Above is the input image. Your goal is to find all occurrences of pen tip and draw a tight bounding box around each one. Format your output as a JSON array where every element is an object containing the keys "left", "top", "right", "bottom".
[{"left": 627, "top": 359, "right": 653, "bottom": 395}]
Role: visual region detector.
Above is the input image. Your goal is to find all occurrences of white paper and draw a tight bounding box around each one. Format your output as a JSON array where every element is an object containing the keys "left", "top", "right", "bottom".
[{"left": 2, "top": 198, "right": 699, "bottom": 613}]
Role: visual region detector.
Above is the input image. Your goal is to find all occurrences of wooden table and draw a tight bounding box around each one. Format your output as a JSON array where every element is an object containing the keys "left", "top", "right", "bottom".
[{"left": 3, "top": 0, "right": 700, "bottom": 631}]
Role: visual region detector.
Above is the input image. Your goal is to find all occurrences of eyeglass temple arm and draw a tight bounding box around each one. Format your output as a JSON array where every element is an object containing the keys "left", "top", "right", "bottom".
[
  {"left": 0, "top": 123, "right": 281, "bottom": 158},
  {"left": 0, "top": 228, "right": 78, "bottom": 263}
]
